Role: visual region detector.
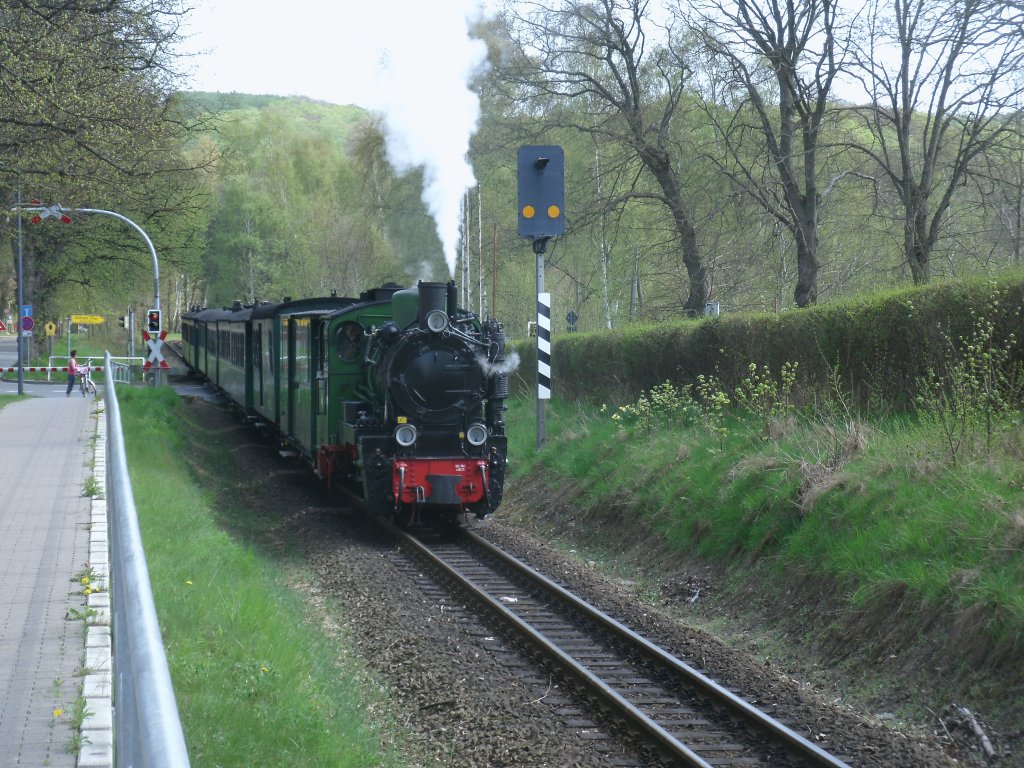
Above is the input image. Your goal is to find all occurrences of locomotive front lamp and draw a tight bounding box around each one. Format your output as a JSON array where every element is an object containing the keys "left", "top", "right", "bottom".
[
  {"left": 425, "top": 309, "right": 449, "bottom": 333},
  {"left": 394, "top": 423, "right": 417, "bottom": 447},
  {"left": 465, "top": 423, "right": 488, "bottom": 447}
]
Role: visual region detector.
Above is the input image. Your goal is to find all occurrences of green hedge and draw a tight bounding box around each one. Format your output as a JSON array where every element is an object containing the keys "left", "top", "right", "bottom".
[{"left": 512, "top": 275, "right": 1024, "bottom": 408}]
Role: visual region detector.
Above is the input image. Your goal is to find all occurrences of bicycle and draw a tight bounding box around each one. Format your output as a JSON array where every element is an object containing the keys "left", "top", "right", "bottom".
[{"left": 78, "top": 365, "right": 97, "bottom": 397}]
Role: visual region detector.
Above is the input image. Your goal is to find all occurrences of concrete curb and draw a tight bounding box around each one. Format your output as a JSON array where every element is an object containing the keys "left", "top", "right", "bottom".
[{"left": 78, "top": 403, "right": 113, "bottom": 768}]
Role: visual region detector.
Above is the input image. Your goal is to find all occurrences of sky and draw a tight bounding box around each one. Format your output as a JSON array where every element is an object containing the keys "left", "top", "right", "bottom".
[
  {"left": 180, "top": 0, "right": 495, "bottom": 275},
  {"left": 180, "top": 1, "right": 385, "bottom": 107}
]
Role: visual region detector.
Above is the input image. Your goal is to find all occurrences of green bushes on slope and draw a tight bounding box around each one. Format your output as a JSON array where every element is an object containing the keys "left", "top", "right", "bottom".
[{"left": 514, "top": 276, "right": 1024, "bottom": 411}]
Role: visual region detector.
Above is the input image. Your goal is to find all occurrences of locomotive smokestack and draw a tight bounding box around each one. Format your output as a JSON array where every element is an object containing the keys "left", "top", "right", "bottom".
[
  {"left": 447, "top": 281, "right": 457, "bottom": 320},
  {"left": 417, "top": 281, "right": 448, "bottom": 330}
]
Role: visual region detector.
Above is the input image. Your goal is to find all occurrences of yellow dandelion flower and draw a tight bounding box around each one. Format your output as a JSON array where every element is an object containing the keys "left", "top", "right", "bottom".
[
  {"left": 53, "top": 708, "right": 63, "bottom": 718},
  {"left": 80, "top": 576, "right": 89, "bottom": 585},
  {"left": 84, "top": 588, "right": 92, "bottom": 596},
  {"left": 185, "top": 580, "right": 193, "bottom": 586}
]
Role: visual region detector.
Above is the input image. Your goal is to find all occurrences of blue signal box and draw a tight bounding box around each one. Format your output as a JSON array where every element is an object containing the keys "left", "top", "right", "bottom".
[{"left": 517, "top": 145, "right": 565, "bottom": 238}]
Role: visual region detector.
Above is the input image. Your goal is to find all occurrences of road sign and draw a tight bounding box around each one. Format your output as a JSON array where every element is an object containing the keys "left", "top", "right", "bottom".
[
  {"left": 71, "top": 314, "right": 105, "bottom": 324},
  {"left": 20, "top": 316, "right": 34, "bottom": 332},
  {"left": 45, "top": 322, "right": 57, "bottom": 336},
  {"left": 22, "top": 304, "right": 32, "bottom": 318},
  {"left": 142, "top": 329, "right": 169, "bottom": 370},
  {"left": 0, "top": 319, "right": 6, "bottom": 332}
]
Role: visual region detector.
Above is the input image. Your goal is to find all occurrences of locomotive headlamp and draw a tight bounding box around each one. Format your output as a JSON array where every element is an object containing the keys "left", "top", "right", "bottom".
[
  {"left": 465, "top": 423, "right": 488, "bottom": 447},
  {"left": 425, "top": 309, "right": 449, "bottom": 333},
  {"left": 394, "top": 423, "right": 418, "bottom": 447}
]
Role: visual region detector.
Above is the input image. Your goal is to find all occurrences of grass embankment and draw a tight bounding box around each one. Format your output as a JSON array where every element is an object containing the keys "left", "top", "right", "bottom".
[
  {"left": 503, "top": 390, "right": 1024, "bottom": 726},
  {"left": 117, "top": 387, "right": 401, "bottom": 767}
]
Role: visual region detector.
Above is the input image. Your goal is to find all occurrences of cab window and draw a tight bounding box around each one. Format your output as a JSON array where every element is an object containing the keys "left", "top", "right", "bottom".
[{"left": 336, "top": 321, "right": 363, "bottom": 362}]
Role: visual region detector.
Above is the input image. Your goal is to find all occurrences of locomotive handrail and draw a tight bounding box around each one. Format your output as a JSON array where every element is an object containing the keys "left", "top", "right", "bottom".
[{"left": 104, "top": 351, "right": 191, "bottom": 767}]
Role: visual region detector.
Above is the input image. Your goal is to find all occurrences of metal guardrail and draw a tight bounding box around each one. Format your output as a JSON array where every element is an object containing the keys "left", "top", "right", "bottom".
[{"left": 104, "top": 351, "right": 191, "bottom": 767}]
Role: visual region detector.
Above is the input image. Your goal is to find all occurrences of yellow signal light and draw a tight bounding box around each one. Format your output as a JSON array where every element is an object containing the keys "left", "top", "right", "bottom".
[
  {"left": 522, "top": 204, "right": 536, "bottom": 219},
  {"left": 547, "top": 204, "right": 561, "bottom": 219}
]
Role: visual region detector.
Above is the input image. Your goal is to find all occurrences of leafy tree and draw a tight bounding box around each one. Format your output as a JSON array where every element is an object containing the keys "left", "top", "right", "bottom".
[{"left": 0, "top": 0, "right": 208, "bottom": 321}]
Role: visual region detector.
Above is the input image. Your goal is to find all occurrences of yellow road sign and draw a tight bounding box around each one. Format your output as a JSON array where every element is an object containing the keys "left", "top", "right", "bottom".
[
  {"left": 45, "top": 322, "right": 56, "bottom": 336},
  {"left": 71, "top": 315, "right": 105, "bottom": 324}
]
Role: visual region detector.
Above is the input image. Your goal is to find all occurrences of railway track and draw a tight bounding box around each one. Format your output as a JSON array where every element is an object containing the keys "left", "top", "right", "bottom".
[{"left": 394, "top": 524, "right": 854, "bottom": 768}]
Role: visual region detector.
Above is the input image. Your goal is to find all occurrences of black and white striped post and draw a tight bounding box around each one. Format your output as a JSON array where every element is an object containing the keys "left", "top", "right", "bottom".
[
  {"left": 532, "top": 236, "right": 552, "bottom": 449},
  {"left": 517, "top": 145, "right": 565, "bottom": 450},
  {"left": 537, "top": 292, "right": 552, "bottom": 401}
]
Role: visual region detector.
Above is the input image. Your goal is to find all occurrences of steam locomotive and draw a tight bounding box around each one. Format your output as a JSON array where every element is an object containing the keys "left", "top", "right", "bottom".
[{"left": 180, "top": 281, "right": 509, "bottom": 525}]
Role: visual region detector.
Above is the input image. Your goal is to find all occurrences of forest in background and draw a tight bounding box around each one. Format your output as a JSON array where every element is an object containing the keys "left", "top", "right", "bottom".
[{"left": 3, "top": 0, "right": 1024, "bottom": 344}]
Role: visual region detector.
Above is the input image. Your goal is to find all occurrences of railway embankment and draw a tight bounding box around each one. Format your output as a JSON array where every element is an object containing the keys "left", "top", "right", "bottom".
[{"left": 503, "top": 275, "right": 1024, "bottom": 765}]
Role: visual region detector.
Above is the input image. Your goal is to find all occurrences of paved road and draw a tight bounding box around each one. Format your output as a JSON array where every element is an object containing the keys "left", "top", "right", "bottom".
[{"left": 0, "top": 333, "right": 21, "bottom": 366}]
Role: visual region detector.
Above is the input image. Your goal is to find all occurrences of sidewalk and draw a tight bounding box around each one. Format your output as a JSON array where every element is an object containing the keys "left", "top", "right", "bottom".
[{"left": 0, "top": 395, "right": 96, "bottom": 766}]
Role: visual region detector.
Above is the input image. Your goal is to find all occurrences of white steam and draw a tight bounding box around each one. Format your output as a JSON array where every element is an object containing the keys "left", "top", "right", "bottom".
[
  {"left": 476, "top": 351, "right": 521, "bottom": 378},
  {"left": 369, "top": 0, "right": 492, "bottom": 277}
]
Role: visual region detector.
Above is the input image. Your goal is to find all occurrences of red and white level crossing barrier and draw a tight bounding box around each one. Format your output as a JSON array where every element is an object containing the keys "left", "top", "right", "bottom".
[{"left": 0, "top": 366, "right": 103, "bottom": 372}]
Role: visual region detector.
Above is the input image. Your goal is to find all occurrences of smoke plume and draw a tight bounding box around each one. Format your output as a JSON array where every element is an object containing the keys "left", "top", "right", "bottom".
[{"left": 370, "top": 0, "right": 491, "bottom": 277}]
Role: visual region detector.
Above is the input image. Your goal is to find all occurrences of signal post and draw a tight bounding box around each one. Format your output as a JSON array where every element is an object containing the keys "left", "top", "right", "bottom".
[{"left": 517, "top": 145, "right": 565, "bottom": 450}]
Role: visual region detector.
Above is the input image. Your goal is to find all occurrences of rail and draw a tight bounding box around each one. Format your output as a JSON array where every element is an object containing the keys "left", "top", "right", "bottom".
[
  {"left": 104, "top": 351, "right": 191, "bottom": 767},
  {"left": 397, "top": 526, "right": 852, "bottom": 768}
]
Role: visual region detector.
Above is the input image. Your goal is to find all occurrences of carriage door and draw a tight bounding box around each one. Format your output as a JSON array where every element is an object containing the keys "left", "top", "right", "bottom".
[
  {"left": 253, "top": 328, "right": 263, "bottom": 408},
  {"left": 285, "top": 318, "right": 297, "bottom": 438},
  {"left": 314, "top": 320, "right": 330, "bottom": 449},
  {"left": 291, "top": 319, "right": 313, "bottom": 450}
]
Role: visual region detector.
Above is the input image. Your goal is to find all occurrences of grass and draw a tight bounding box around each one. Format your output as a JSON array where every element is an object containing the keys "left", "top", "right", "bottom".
[
  {"left": 117, "top": 387, "right": 402, "bottom": 768},
  {"left": 503, "top": 389, "right": 1024, "bottom": 737},
  {"left": 0, "top": 393, "right": 29, "bottom": 410},
  {"left": 504, "top": 392, "right": 1024, "bottom": 663}
]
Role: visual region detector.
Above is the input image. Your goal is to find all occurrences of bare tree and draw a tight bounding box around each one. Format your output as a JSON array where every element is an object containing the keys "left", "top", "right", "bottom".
[
  {"left": 692, "top": 0, "right": 846, "bottom": 307},
  {"left": 497, "top": 0, "right": 709, "bottom": 314},
  {"left": 847, "top": 0, "right": 1024, "bottom": 284}
]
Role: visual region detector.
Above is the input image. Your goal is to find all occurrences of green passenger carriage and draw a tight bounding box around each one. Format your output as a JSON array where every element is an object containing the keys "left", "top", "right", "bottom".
[{"left": 181, "top": 282, "right": 509, "bottom": 525}]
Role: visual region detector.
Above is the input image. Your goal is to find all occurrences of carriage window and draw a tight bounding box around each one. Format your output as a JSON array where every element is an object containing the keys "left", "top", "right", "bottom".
[{"left": 336, "top": 321, "right": 363, "bottom": 362}]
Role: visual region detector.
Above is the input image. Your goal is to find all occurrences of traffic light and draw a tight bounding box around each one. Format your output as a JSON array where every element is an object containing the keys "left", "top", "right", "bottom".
[
  {"left": 146, "top": 309, "right": 161, "bottom": 333},
  {"left": 517, "top": 145, "right": 565, "bottom": 238},
  {"left": 119, "top": 315, "right": 128, "bottom": 328}
]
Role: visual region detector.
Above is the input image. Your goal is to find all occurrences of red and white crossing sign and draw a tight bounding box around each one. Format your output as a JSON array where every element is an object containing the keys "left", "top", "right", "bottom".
[
  {"left": 0, "top": 319, "right": 6, "bottom": 332},
  {"left": 142, "top": 329, "right": 170, "bottom": 370}
]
